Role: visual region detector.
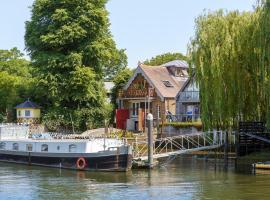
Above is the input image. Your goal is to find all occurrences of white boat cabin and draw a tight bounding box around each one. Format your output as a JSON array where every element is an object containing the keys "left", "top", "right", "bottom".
[
  {"left": 0, "top": 124, "right": 125, "bottom": 154},
  {"left": 0, "top": 138, "right": 124, "bottom": 154}
]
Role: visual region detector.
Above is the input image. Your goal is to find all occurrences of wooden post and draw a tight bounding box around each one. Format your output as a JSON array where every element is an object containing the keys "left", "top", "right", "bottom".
[
  {"left": 224, "top": 130, "right": 229, "bottom": 170},
  {"left": 147, "top": 113, "right": 154, "bottom": 169}
]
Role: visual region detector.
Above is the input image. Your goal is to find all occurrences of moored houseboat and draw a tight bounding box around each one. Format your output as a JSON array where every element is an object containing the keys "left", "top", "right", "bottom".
[{"left": 0, "top": 125, "right": 132, "bottom": 171}]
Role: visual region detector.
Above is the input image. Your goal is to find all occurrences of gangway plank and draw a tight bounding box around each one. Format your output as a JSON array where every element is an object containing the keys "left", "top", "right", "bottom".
[
  {"left": 135, "top": 144, "right": 222, "bottom": 161},
  {"left": 132, "top": 131, "right": 230, "bottom": 161}
]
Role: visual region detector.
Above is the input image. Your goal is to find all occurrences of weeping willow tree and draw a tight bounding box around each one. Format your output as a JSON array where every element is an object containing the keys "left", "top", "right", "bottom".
[{"left": 189, "top": 0, "right": 270, "bottom": 130}]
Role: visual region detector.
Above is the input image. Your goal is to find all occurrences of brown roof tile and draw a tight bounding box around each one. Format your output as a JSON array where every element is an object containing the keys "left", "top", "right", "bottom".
[{"left": 139, "top": 64, "right": 185, "bottom": 98}]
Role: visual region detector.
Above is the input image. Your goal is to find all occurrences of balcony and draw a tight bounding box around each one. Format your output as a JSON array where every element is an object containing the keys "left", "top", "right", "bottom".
[
  {"left": 166, "top": 114, "right": 201, "bottom": 122},
  {"left": 178, "top": 91, "right": 199, "bottom": 102},
  {"left": 118, "top": 88, "right": 155, "bottom": 98}
]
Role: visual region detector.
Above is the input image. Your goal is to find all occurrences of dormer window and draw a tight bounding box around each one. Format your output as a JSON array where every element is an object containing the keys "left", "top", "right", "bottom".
[
  {"left": 175, "top": 68, "right": 184, "bottom": 77},
  {"left": 175, "top": 68, "right": 188, "bottom": 77},
  {"left": 162, "top": 80, "right": 174, "bottom": 87}
]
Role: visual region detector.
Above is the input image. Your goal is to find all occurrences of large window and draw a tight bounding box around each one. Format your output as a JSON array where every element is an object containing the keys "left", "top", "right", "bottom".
[
  {"left": 25, "top": 110, "right": 31, "bottom": 117},
  {"left": 13, "top": 143, "right": 19, "bottom": 151},
  {"left": 132, "top": 103, "right": 140, "bottom": 116},
  {"left": 41, "top": 144, "right": 48, "bottom": 152},
  {"left": 18, "top": 110, "right": 21, "bottom": 117},
  {"left": 157, "top": 105, "right": 161, "bottom": 119},
  {"left": 0, "top": 142, "right": 6, "bottom": 150},
  {"left": 140, "top": 102, "right": 152, "bottom": 113},
  {"left": 69, "top": 144, "right": 77, "bottom": 153}
]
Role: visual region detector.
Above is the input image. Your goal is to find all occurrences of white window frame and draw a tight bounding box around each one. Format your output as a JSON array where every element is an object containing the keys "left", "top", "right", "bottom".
[
  {"left": 132, "top": 102, "right": 140, "bottom": 117},
  {"left": 26, "top": 144, "right": 33, "bottom": 152},
  {"left": 69, "top": 144, "right": 77, "bottom": 153},
  {"left": 0, "top": 142, "right": 6, "bottom": 150},
  {"left": 41, "top": 144, "right": 48, "bottom": 152},
  {"left": 13, "top": 143, "right": 19, "bottom": 151},
  {"left": 25, "top": 110, "right": 31, "bottom": 117}
]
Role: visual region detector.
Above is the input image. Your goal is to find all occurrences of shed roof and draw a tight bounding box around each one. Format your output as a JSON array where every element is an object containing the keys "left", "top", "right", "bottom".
[
  {"left": 162, "top": 60, "right": 189, "bottom": 69},
  {"left": 15, "top": 100, "right": 40, "bottom": 109}
]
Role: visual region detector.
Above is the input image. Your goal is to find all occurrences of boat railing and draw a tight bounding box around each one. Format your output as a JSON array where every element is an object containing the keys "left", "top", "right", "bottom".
[{"left": 30, "top": 132, "right": 123, "bottom": 140}]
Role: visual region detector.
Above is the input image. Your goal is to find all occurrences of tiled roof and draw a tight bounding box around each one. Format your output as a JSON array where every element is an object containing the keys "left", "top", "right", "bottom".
[
  {"left": 162, "top": 60, "right": 189, "bottom": 69},
  {"left": 139, "top": 64, "right": 185, "bottom": 98},
  {"left": 15, "top": 100, "right": 40, "bottom": 109}
]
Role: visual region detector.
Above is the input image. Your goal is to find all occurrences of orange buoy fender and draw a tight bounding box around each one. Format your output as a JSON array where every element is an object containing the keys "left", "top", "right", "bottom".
[{"left": 76, "top": 157, "right": 87, "bottom": 170}]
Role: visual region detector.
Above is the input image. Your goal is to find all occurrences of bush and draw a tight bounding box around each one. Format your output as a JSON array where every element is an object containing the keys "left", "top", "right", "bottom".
[
  {"left": 114, "top": 130, "right": 134, "bottom": 138},
  {"left": 42, "top": 106, "right": 109, "bottom": 132},
  {"left": 0, "top": 113, "right": 5, "bottom": 123}
]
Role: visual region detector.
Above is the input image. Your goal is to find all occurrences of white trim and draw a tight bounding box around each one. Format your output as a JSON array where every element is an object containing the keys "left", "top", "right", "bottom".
[{"left": 123, "top": 65, "right": 165, "bottom": 101}]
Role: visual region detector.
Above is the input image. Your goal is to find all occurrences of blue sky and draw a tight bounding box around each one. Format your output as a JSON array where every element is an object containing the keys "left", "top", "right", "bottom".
[{"left": 0, "top": 0, "right": 255, "bottom": 68}]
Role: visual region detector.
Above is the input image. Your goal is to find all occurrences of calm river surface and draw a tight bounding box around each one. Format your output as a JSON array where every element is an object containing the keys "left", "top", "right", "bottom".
[{"left": 1, "top": 156, "right": 270, "bottom": 200}]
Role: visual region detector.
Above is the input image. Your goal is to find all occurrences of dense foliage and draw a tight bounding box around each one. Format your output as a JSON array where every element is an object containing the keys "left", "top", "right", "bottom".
[
  {"left": 25, "top": 0, "right": 127, "bottom": 131},
  {"left": 144, "top": 52, "right": 187, "bottom": 66},
  {"left": 0, "top": 48, "right": 33, "bottom": 122},
  {"left": 189, "top": 0, "right": 270, "bottom": 130},
  {"left": 110, "top": 68, "right": 133, "bottom": 121}
]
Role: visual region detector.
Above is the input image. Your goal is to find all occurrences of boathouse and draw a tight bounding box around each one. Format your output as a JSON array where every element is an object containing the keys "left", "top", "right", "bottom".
[
  {"left": 175, "top": 74, "right": 200, "bottom": 122},
  {"left": 15, "top": 100, "right": 41, "bottom": 124},
  {"left": 116, "top": 60, "right": 189, "bottom": 131}
]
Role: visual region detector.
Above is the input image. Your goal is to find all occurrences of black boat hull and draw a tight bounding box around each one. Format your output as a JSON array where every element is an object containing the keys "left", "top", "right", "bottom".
[{"left": 0, "top": 150, "right": 132, "bottom": 172}]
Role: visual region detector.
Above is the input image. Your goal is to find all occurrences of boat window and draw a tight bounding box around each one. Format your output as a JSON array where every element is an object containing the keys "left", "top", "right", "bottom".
[
  {"left": 0, "top": 142, "right": 6, "bottom": 150},
  {"left": 57, "top": 146, "right": 60, "bottom": 151},
  {"left": 41, "top": 144, "right": 48, "bottom": 152},
  {"left": 26, "top": 144, "right": 33, "bottom": 151},
  {"left": 69, "top": 144, "right": 77, "bottom": 153},
  {"left": 13, "top": 143, "right": 19, "bottom": 151}
]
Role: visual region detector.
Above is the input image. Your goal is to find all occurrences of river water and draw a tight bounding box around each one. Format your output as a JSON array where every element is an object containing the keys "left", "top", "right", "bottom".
[{"left": 0, "top": 156, "right": 270, "bottom": 200}]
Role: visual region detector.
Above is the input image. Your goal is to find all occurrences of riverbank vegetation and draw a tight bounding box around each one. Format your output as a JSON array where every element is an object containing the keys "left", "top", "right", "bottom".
[{"left": 189, "top": 0, "right": 270, "bottom": 130}]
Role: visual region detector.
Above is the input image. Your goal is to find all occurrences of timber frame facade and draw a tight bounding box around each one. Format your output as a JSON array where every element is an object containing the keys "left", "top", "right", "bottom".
[{"left": 116, "top": 61, "right": 188, "bottom": 132}]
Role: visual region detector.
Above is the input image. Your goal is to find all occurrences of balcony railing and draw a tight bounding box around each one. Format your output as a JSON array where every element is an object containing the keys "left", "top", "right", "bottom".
[
  {"left": 165, "top": 114, "right": 201, "bottom": 122},
  {"left": 178, "top": 91, "right": 199, "bottom": 102},
  {"left": 118, "top": 88, "right": 155, "bottom": 98}
]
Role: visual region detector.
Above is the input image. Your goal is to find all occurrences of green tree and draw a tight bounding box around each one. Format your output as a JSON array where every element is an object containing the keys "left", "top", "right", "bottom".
[
  {"left": 0, "top": 47, "right": 31, "bottom": 77},
  {"left": 189, "top": 1, "right": 270, "bottom": 130},
  {"left": 144, "top": 52, "right": 187, "bottom": 66},
  {"left": 25, "top": 0, "right": 126, "bottom": 130},
  {"left": 0, "top": 48, "right": 33, "bottom": 122}
]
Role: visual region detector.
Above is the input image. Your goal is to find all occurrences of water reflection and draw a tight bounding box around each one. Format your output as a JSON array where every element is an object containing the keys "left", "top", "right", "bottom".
[{"left": 1, "top": 156, "right": 270, "bottom": 200}]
